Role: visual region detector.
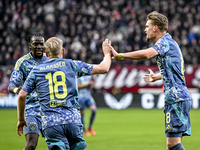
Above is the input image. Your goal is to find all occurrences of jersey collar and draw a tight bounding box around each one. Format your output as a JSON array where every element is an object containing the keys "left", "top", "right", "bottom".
[{"left": 49, "top": 57, "right": 59, "bottom": 61}]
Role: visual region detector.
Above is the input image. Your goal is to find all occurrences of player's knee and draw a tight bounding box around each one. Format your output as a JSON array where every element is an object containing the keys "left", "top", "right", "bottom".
[
  {"left": 169, "top": 143, "right": 185, "bottom": 150},
  {"left": 90, "top": 105, "right": 96, "bottom": 110},
  {"left": 26, "top": 141, "right": 37, "bottom": 150}
]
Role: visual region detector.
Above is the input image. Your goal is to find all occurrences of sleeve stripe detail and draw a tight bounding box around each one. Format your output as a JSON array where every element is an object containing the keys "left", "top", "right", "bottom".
[{"left": 14, "top": 53, "right": 33, "bottom": 70}]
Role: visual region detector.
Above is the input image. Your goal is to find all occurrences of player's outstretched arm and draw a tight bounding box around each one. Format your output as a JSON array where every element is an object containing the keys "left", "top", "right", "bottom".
[
  {"left": 91, "top": 39, "right": 112, "bottom": 75},
  {"left": 17, "top": 90, "right": 28, "bottom": 136},
  {"left": 143, "top": 69, "right": 161, "bottom": 82},
  {"left": 109, "top": 45, "right": 159, "bottom": 60}
]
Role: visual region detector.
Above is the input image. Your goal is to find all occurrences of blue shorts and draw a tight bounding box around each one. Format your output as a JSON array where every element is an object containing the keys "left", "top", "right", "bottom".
[
  {"left": 24, "top": 115, "right": 44, "bottom": 137},
  {"left": 44, "top": 124, "right": 87, "bottom": 150},
  {"left": 79, "top": 96, "right": 95, "bottom": 111},
  {"left": 164, "top": 101, "right": 191, "bottom": 137}
]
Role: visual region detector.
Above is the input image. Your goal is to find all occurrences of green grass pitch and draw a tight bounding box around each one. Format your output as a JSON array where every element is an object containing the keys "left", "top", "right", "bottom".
[{"left": 0, "top": 108, "right": 199, "bottom": 150}]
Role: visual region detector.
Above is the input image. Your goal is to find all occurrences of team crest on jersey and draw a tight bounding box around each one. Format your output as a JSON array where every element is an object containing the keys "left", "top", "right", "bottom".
[
  {"left": 12, "top": 72, "right": 18, "bottom": 79},
  {"left": 29, "top": 122, "right": 36, "bottom": 130}
]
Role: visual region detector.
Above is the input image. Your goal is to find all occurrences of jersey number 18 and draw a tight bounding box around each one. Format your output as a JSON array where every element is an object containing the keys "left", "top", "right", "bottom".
[{"left": 45, "top": 71, "right": 68, "bottom": 100}]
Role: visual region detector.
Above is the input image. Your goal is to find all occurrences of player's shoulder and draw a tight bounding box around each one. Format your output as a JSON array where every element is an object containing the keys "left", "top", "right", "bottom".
[
  {"left": 17, "top": 53, "right": 33, "bottom": 62},
  {"left": 14, "top": 53, "right": 33, "bottom": 70},
  {"left": 63, "top": 58, "right": 74, "bottom": 66},
  {"left": 155, "top": 33, "right": 171, "bottom": 48},
  {"left": 161, "top": 33, "right": 172, "bottom": 43},
  {"left": 72, "top": 60, "right": 87, "bottom": 68}
]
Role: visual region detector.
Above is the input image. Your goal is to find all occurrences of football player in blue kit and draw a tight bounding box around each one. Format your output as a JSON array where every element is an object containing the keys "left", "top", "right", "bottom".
[
  {"left": 110, "top": 11, "right": 191, "bottom": 150},
  {"left": 17, "top": 37, "right": 112, "bottom": 150},
  {"left": 8, "top": 33, "right": 48, "bottom": 150},
  {"left": 77, "top": 76, "right": 97, "bottom": 136}
]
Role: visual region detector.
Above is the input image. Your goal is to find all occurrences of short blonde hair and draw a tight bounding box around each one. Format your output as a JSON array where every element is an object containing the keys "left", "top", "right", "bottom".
[
  {"left": 147, "top": 11, "right": 168, "bottom": 32},
  {"left": 45, "top": 37, "right": 63, "bottom": 56}
]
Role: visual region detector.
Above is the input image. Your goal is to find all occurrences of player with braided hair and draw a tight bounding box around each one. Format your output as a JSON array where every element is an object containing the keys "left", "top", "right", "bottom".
[{"left": 8, "top": 33, "right": 48, "bottom": 150}]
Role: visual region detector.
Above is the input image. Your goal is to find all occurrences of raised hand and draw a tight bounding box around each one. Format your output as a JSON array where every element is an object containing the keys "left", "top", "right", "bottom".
[
  {"left": 143, "top": 69, "right": 155, "bottom": 82},
  {"left": 102, "top": 39, "right": 112, "bottom": 55},
  {"left": 109, "top": 45, "right": 118, "bottom": 60}
]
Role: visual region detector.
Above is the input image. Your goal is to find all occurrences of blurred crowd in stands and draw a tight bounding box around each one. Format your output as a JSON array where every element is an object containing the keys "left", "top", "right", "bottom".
[{"left": 1, "top": 0, "right": 200, "bottom": 94}]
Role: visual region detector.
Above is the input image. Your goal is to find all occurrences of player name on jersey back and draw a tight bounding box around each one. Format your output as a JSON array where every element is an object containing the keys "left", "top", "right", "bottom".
[{"left": 40, "top": 61, "right": 66, "bottom": 71}]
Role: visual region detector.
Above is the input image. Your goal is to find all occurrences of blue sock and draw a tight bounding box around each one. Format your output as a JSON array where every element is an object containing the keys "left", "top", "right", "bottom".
[
  {"left": 169, "top": 143, "right": 185, "bottom": 150},
  {"left": 81, "top": 113, "right": 85, "bottom": 131},
  {"left": 89, "top": 109, "right": 96, "bottom": 129}
]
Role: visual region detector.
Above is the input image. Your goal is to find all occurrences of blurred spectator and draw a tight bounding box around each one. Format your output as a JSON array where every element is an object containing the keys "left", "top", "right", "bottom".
[
  {"left": 1, "top": 0, "right": 200, "bottom": 69},
  {"left": 71, "top": 36, "right": 83, "bottom": 54},
  {"left": 0, "top": 68, "right": 12, "bottom": 94}
]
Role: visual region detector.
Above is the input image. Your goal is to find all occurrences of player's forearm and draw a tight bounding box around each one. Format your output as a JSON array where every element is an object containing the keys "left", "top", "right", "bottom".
[
  {"left": 92, "top": 53, "right": 111, "bottom": 74},
  {"left": 17, "top": 90, "right": 28, "bottom": 121},
  {"left": 100, "top": 53, "right": 111, "bottom": 72},
  {"left": 17, "top": 96, "right": 26, "bottom": 121},
  {"left": 123, "top": 50, "right": 149, "bottom": 60},
  {"left": 119, "top": 48, "right": 158, "bottom": 60}
]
